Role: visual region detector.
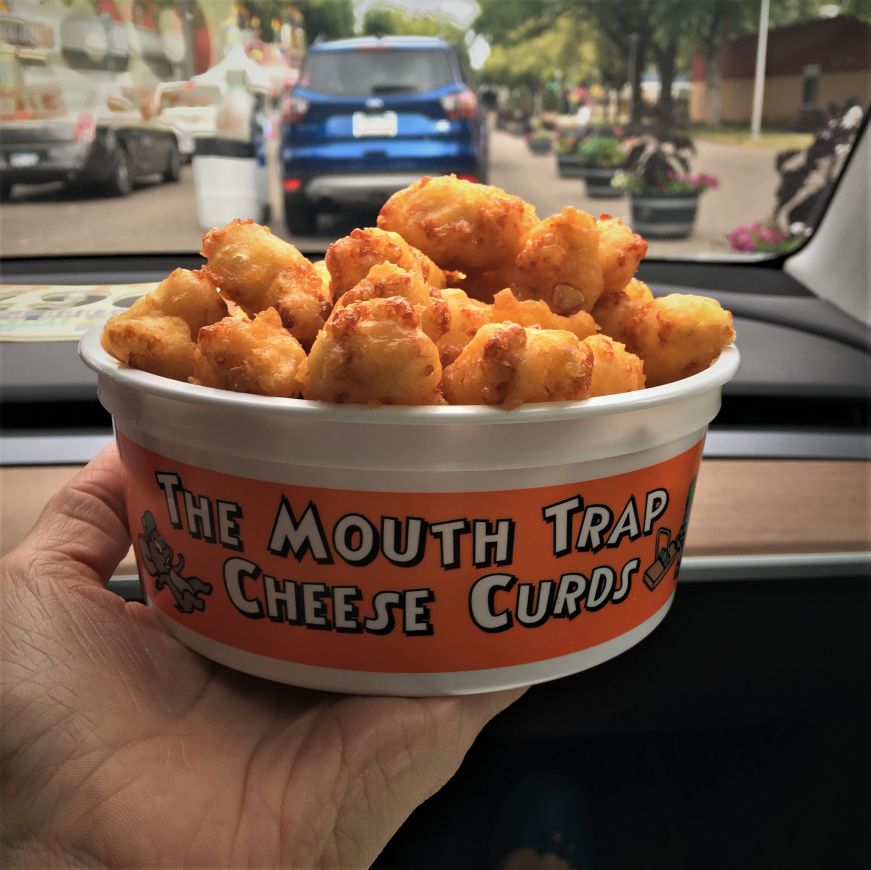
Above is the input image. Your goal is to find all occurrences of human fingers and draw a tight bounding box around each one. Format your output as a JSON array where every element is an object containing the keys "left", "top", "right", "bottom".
[{"left": 14, "top": 443, "right": 130, "bottom": 588}]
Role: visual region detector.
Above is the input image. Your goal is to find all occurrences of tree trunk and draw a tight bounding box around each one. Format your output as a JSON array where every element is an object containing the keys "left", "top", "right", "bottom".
[
  {"left": 630, "top": 36, "right": 648, "bottom": 126},
  {"left": 704, "top": 44, "right": 723, "bottom": 128},
  {"left": 655, "top": 36, "right": 677, "bottom": 128}
]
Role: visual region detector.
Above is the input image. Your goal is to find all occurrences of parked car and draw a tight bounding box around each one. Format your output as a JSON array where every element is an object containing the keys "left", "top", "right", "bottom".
[
  {"left": 280, "top": 35, "right": 488, "bottom": 235},
  {"left": 0, "top": 67, "right": 180, "bottom": 200}
]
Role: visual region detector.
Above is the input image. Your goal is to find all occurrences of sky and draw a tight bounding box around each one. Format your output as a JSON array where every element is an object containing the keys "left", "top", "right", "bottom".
[{"left": 351, "top": 0, "right": 489, "bottom": 67}]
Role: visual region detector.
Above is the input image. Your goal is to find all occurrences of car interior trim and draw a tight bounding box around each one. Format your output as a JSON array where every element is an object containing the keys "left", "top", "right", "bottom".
[
  {"left": 677, "top": 551, "right": 871, "bottom": 583},
  {"left": 2, "top": 428, "right": 868, "bottom": 467}
]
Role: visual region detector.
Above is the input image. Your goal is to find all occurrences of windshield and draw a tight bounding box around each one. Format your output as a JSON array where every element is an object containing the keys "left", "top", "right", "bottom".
[
  {"left": 0, "top": 0, "right": 867, "bottom": 262},
  {"left": 301, "top": 48, "right": 454, "bottom": 96}
]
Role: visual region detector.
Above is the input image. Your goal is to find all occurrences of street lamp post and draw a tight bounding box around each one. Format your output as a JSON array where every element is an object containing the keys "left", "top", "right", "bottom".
[{"left": 750, "top": 0, "right": 770, "bottom": 139}]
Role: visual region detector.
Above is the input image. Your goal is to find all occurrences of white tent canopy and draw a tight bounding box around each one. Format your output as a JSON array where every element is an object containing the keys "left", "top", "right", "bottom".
[{"left": 192, "top": 45, "right": 271, "bottom": 94}]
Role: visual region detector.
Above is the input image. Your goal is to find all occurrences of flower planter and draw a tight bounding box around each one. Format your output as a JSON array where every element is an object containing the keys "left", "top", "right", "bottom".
[
  {"left": 582, "top": 167, "right": 623, "bottom": 199},
  {"left": 556, "top": 153, "right": 585, "bottom": 178},
  {"left": 630, "top": 191, "right": 700, "bottom": 239},
  {"left": 528, "top": 138, "right": 552, "bottom": 155}
]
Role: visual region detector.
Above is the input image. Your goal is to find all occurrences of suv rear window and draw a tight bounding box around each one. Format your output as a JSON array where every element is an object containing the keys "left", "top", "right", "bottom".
[{"left": 301, "top": 48, "right": 455, "bottom": 97}]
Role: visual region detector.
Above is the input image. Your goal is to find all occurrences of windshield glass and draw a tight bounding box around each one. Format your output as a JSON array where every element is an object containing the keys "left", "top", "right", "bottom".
[
  {"left": 0, "top": 0, "right": 867, "bottom": 261},
  {"left": 301, "top": 48, "right": 454, "bottom": 96}
]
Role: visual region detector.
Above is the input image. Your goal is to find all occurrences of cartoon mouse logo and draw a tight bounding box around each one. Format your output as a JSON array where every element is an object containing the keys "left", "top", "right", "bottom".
[{"left": 138, "top": 511, "right": 213, "bottom": 614}]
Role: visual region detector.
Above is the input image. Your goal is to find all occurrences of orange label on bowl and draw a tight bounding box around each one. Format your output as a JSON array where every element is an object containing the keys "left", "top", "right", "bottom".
[{"left": 119, "top": 434, "right": 703, "bottom": 673}]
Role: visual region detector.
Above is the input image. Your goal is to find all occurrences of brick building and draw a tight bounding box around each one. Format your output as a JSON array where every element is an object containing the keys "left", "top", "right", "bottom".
[{"left": 690, "top": 15, "right": 870, "bottom": 126}]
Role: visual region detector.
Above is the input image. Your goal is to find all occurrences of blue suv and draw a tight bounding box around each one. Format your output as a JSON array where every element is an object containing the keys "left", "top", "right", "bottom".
[{"left": 280, "top": 36, "right": 488, "bottom": 235}]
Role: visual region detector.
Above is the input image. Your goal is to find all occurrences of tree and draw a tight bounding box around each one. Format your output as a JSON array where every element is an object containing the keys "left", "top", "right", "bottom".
[
  {"left": 231, "top": 1, "right": 353, "bottom": 43},
  {"left": 360, "top": 5, "right": 471, "bottom": 68},
  {"left": 476, "top": 0, "right": 866, "bottom": 129},
  {"left": 474, "top": 0, "right": 569, "bottom": 45},
  {"left": 295, "top": 0, "right": 354, "bottom": 43},
  {"left": 480, "top": 14, "right": 597, "bottom": 91},
  {"left": 476, "top": 0, "right": 659, "bottom": 124}
]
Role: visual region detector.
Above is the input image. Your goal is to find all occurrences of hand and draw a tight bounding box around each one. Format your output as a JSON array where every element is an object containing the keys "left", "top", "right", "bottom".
[{"left": 1, "top": 445, "right": 523, "bottom": 868}]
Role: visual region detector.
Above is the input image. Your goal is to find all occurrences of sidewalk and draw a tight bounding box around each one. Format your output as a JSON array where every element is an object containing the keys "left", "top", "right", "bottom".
[{"left": 488, "top": 131, "right": 780, "bottom": 258}]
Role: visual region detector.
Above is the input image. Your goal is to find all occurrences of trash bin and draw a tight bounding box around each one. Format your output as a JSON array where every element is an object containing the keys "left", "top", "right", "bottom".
[{"left": 192, "top": 136, "right": 265, "bottom": 230}]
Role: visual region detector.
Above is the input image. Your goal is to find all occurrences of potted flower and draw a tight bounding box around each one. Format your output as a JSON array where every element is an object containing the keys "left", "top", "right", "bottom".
[
  {"left": 729, "top": 219, "right": 807, "bottom": 255},
  {"left": 555, "top": 130, "right": 584, "bottom": 177},
  {"left": 577, "top": 135, "right": 626, "bottom": 198},
  {"left": 526, "top": 119, "right": 553, "bottom": 155},
  {"left": 613, "top": 131, "right": 718, "bottom": 238}
]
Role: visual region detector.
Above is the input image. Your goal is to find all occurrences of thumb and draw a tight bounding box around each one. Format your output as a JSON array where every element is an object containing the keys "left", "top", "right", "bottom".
[{"left": 15, "top": 443, "right": 131, "bottom": 587}]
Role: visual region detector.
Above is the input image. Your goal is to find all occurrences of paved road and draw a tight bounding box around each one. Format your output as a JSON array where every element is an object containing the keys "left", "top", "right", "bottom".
[
  {"left": 487, "top": 131, "right": 780, "bottom": 258},
  {"left": 1, "top": 130, "right": 778, "bottom": 261}
]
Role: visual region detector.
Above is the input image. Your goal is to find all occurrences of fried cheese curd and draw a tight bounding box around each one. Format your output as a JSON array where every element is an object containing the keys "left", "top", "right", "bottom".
[
  {"left": 201, "top": 218, "right": 330, "bottom": 348},
  {"left": 513, "top": 207, "right": 605, "bottom": 316},
  {"left": 630, "top": 293, "right": 736, "bottom": 387},
  {"left": 192, "top": 308, "right": 307, "bottom": 397},
  {"left": 442, "top": 322, "right": 594, "bottom": 409},
  {"left": 591, "top": 280, "right": 734, "bottom": 387},
  {"left": 590, "top": 277, "right": 654, "bottom": 344},
  {"left": 303, "top": 296, "right": 442, "bottom": 405},
  {"left": 597, "top": 215, "right": 648, "bottom": 296},
  {"left": 491, "top": 289, "right": 598, "bottom": 340},
  {"left": 101, "top": 268, "right": 226, "bottom": 381},
  {"left": 377, "top": 174, "right": 539, "bottom": 272},
  {"left": 332, "top": 262, "right": 449, "bottom": 344},
  {"left": 101, "top": 184, "right": 734, "bottom": 405},
  {"left": 582, "top": 334, "right": 646, "bottom": 397},
  {"left": 325, "top": 226, "right": 446, "bottom": 300},
  {"left": 437, "top": 287, "right": 493, "bottom": 366}
]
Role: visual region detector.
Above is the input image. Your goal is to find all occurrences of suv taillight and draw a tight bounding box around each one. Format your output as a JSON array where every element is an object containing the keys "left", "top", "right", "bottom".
[
  {"left": 281, "top": 94, "right": 309, "bottom": 124},
  {"left": 74, "top": 111, "right": 96, "bottom": 143},
  {"left": 440, "top": 89, "right": 478, "bottom": 121}
]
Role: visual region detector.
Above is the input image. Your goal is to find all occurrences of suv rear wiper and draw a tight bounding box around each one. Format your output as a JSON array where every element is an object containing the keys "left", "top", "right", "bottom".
[{"left": 370, "top": 85, "right": 418, "bottom": 95}]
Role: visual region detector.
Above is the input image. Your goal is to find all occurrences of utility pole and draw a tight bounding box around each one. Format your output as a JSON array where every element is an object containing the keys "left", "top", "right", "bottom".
[{"left": 750, "top": 0, "right": 770, "bottom": 139}]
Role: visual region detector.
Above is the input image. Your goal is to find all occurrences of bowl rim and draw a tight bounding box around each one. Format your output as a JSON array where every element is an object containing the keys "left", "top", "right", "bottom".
[{"left": 79, "top": 326, "right": 740, "bottom": 427}]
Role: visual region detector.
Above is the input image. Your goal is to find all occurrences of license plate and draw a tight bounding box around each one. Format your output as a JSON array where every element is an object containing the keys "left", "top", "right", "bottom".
[
  {"left": 352, "top": 111, "right": 397, "bottom": 138},
  {"left": 10, "top": 152, "right": 39, "bottom": 168}
]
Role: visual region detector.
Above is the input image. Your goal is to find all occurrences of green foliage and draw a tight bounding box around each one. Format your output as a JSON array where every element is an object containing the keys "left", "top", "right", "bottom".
[
  {"left": 360, "top": 5, "right": 471, "bottom": 69},
  {"left": 615, "top": 131, "right": 719, "bottom": 194},
  {"left": 475, "top": 0, "right": 866, "bottom": 117},
  {"left": 295, "top": 0, "right": 355, "bottom": 43},
  {"left": 577, "top": 136, "right": 626, "bottom": 168},
  {"left": 222, "top": 0, "right": 354, "bottom": 43},
  {"left": 475, "top": 0, "right": 572, "bottom": 44},
  {"left": 479, "top": 14, "right": 597, "bottom": 90}
]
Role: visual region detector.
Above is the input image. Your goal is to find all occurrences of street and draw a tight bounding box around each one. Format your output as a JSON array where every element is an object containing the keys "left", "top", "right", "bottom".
[{"left": 1, "top": 130, "right": 778, "bottom": 261}]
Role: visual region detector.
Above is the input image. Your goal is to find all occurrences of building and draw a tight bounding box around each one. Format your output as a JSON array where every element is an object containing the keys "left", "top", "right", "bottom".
[{"left": 690, "top": 15, "right": 871, "bottom": 127}]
